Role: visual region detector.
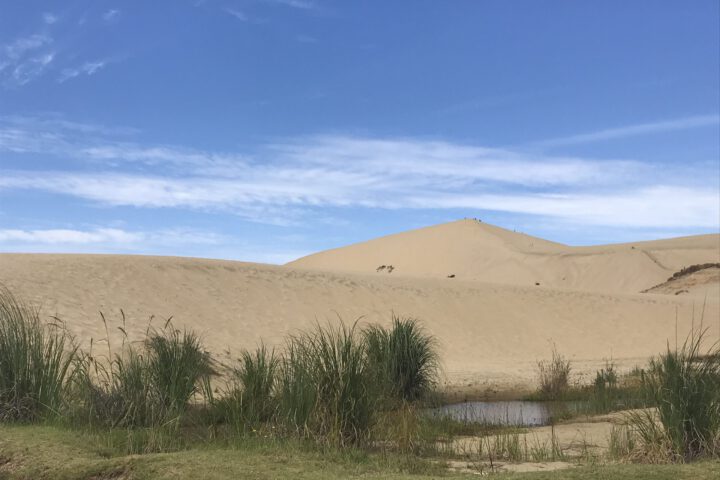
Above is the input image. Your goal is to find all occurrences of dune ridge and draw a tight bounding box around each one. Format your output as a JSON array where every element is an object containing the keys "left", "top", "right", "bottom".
[{"left": 288, "top": 219, "right": 719, "bottom": 295}]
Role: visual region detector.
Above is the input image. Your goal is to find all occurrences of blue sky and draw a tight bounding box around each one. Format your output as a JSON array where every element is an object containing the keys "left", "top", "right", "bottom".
[{"left": 0, "top": 0, "right": 718, "bottom": 263}]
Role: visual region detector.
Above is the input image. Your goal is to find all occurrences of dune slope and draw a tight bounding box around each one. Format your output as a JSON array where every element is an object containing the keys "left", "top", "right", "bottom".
[
  {"left": 287, "top": 219, "right": 720, "bottom": 294},
  {"left": 1, "top": 253, "right": 718, "bottom": 393}
]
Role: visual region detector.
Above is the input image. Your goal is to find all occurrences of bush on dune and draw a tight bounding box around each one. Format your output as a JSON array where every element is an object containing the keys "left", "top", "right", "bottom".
[
  {"left": 297, "top": 321, "right": 373, "bottom": 447},
  {"left": 0, "top": 286, "right": 77, "bottom": 421},
  {"left": 629, "top": 329, "right": 720, "bottom": 461},
  {"left": 1, "top": 284, "right": 445, "bottom": 452},
  {"left": 365, "top": 315, "right": 439, "bottom": 404},
  {"left": 73, "top": 316, "right": 213, "bottom": 429},
  {"left": 218, "top": 344, "right": 279, "bottom": 430},
  {"left": 536, "top": 343, "right": 572, "bottom": 400}
]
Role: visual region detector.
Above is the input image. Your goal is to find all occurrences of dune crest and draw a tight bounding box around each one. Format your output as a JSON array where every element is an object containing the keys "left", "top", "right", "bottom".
[{"left": 287, "top": 219, "right": 720, "bottom": 294}]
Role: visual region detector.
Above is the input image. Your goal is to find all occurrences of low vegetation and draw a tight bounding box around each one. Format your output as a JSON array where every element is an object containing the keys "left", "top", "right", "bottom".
[
  {"left": 364, "top": 315, "right": 439, "bottom": 403},
  {"left": 1, "top": 284, "right": 719, "bottom": 479},
  {"left": 0, "top": 286, "right": 77, "bottom": 421},
  {"left": 627, "top": 330, "right": 720, "bottom": 462},
  {"left": 528, "top": 346, "right": 645, "bottom": 418},
  {"left": 218, "top": 343, "right": 278, "bottom": 429},
  {"left": 0, "top": 287, "right": 441, "bottom": 452},
  {"left": 71, "top": 315, "right": 213, "bottom": 430},
  {"left": 535, "top": 343, "right": 571, "bottom": 400}
]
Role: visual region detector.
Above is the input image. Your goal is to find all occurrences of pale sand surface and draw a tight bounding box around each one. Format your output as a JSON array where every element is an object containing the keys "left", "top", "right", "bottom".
[
  {"left": 643, "top": 266, "right": 720, "bottom": 299},
  {"left": 446, "top": 418, "right": 616, "bottom": 474},
  {"left": 1, "top": 220, "right": 718, "bottom": 393},
  {"left": 289, "top": 219, "right": 720, "bottom": 294}
]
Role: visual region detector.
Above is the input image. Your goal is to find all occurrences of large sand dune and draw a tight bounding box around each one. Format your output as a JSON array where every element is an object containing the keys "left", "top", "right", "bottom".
[
  {"left": 288, "top": 220, "right": 720, "bottom": 295},
  {"left": 1, "top": 220, "right": 718, "bottom": 395}
]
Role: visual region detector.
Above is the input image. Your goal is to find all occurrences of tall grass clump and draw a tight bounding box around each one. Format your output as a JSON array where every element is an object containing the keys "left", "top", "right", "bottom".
[
  {"left": 273, "top": 321, "right": 375, "bottom": 447},
  {"left": 629, "top": 329, "right": 720, "bottom": 461},
  {"left": 276, "top": 338, "right": 316, "bottom": 435},
  {"left": 364, "top": 315, "right": 439, "bottom": 404},
  {"left": 0, "top": 286, "right": 77, "bottom": 421},
  {"left": 218, "top": 344, "right": 278, "bottom": 430},
  {"left": 536, "top": 343, "right": 571, "bottom": 400},
  {"left": 74, "top": 316, "right": 212, "bottom": 429},
  {"left": 591, "top": 360, "right": 619, "bottom": 411},
  {"left": 145, "top": 321, "right": 213, "bottom": 415},
  {"left": 302, "top": 321, "right": 373, "bottom": 447}
]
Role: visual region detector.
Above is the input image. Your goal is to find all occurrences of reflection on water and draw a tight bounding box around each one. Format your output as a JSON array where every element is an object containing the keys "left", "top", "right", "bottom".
[{"left": 429, "top": 401, "right": 563, "bottom": 426}]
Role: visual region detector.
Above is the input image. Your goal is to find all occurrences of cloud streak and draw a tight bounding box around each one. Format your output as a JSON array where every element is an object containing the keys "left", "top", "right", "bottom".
[
  {"left": 0, "top": 34, "right": 55, "bottom": 86},
  {"left": 0, "top": 227, "right": 225, "bottom": 247},
  {"left": 58, "top": 60, "right": 109, "bottom": 83},
  {"left": 0, "top": 115, "right": 717, "bottom": 230},
  {"left": 224, "top": 8, "right": 249, "bottom": 21},
  {"left": 0, "top": 227, "right": 303, "bottom": 263},
  {"left": 537, "top": 114, "right": 720, "bottom": 147},
  {"left": 42, "top": 13, "right": 58, "bottom": 24},
  {"left": 0, "top": 228, "right": 143, "bottom": 244},
  {"left": 263, "top": 0, "right": 318, "bottom": 10},
  {"left": 103, "top": 9, "right": 120, "bottom": 21}
]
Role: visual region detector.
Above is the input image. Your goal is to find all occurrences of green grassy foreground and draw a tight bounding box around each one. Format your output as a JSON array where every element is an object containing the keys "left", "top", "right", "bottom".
[{"left": 1, "top": 424, "right": 719, "bottom": 480}]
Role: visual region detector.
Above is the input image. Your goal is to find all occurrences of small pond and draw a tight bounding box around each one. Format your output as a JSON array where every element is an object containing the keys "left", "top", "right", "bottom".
[{"left": 428, "top": 400, "right": 585, "bottom": 427}]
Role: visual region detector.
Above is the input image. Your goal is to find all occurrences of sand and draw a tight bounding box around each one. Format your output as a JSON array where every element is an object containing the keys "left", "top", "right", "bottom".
[
  {"left": 289, "top": 220, "right": 720, "bottom": 294},
  {"left": 1, "top": 220, "right": 718, "bottom": 393}
]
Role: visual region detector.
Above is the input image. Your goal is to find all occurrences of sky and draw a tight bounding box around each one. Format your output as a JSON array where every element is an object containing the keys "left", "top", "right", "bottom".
[{"left": 0, "top": 0, "right": 718, "bottom": 264}]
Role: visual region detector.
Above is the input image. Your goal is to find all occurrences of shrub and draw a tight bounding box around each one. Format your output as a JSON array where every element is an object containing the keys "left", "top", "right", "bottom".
[
  {"left": 536, "top": 344, "right": 571, "bottom": 400},
  {"left": 302, "top": 321, "right": 373, "bottom": 447},
  {"left": 145, "top": 322, "right": 213, "bottom": 415},
  {"left": 220, "top": 344, "right": 278, "bottom": 429},
  {"left": 276, "top": 338, "right": 316, "bottom": 435},
  {"left": 74, "top": 316, "right": 212, "bottom": 428},
  {"left": 365, "top": 315, "right": 439, "bottom": 403},
  {"left": 630, "top": 330, "right": 720, "bottom": 461},
  {"left": 75, "top": 346, "right": 159, "bottom": 428},
  {"left": 591, "top": 360, "right": 619, "bottom": 411},
  {"left": 273, "top": 321, "right": 375, "bottom": 447},
  {"left": 0, "top": 286, "right": 77, "bottom": 421}
]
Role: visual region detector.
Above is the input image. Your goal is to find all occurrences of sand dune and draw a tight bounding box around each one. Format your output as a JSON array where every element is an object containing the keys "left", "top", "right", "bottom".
[
  {"left": 643, "top": 265, "right": 720, "bottom": 299},
  {"left": 1, "top": 232, "right": 719, "bottom": 394},
  {"left": 288, "top": 219, "right": 720, "bottom": 295}
]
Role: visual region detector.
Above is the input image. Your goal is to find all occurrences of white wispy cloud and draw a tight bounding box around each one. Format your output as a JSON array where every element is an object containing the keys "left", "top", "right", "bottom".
[
  {"left": 224, "top": 8, "right": 249, "bottom": 21},
  {"left": 2, "top": 171, "right": 716, "bottom": 229},
  {"left": 0, "top": 16, "right": 122, "bottom": 88},
  {"left": 2, "top": 34, "right": 51, "bottom": 60},
  {"left": 0, "top": 227, "right": 225, "bottom": 246},
  {"left": 0, "top": 228, "right": 143, "bottom": 244},
  {"left": 58, "top": 60, "right": 109, "bottom": 83},
  {"left": 42, "top": 12, "right": 58, "bottom": 24},
  {"left": 103, "top": 9, "right": 120, "bottom": 21},
  {"left": 263, "top": 0, "right": 318, "bottom": 10},
  {"left": 0, "top": 119, "right": 638, "bottom": 186},
  {"left": 0, "top": 116, "right": 717, "bottom": 230},
  {"left": 10, "top": 52, "right": 55, "bottom": 86},
  {"left": 0, "top": 34, "right": 55, "bottom": 86},
  {"left": 537, "top": 114, "right": 720, "bottom": 147},
  {"left": 0, "top": 226, "right": 303, "bottom": 263},
  {"left": 405, "top": 186, "right": 719, "bottom": 228},
  {"left": 0, "top": 114, "right": 139, "bottom": 136}
]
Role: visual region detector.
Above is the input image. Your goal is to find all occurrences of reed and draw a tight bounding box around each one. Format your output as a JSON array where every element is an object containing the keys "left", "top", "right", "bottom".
[
  {"left": 364, "top": 315, "right": 439, "bottom": 403},
  {"left": 0, "top": 286, "right": 77, "bottom": 421}
]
